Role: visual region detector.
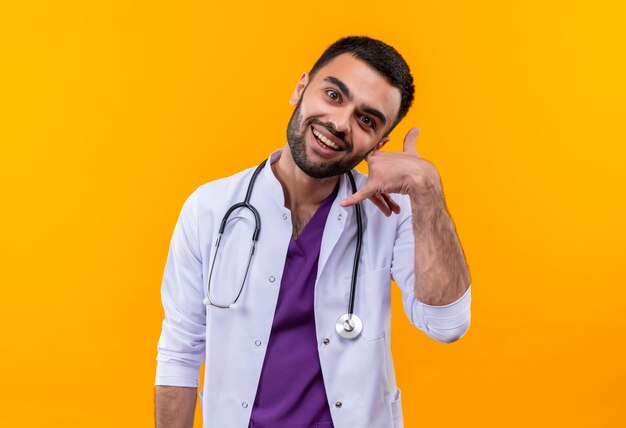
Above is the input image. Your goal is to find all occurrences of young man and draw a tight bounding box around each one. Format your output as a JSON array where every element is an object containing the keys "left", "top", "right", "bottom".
[{"left": 155, "top": 36, "right": 471, "bottom": 428}]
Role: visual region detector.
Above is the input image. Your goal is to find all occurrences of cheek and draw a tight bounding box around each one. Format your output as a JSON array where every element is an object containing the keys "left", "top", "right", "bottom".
[
  {"left": 352, "top": 134, "right": 382, "bottom": 155},
  {"left": 300, "top": 98, "right": 331, "bottom": 120}
]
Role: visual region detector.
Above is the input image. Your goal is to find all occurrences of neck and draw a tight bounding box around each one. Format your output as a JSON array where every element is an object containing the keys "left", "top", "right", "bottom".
[{"left": 272, "top": 144, "right": 340, "bottom": 213}]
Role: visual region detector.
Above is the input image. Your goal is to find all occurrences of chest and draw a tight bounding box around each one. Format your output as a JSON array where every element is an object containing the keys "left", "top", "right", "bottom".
[{"left": 291, "top": 206, "right": 317, "bottom": 239}]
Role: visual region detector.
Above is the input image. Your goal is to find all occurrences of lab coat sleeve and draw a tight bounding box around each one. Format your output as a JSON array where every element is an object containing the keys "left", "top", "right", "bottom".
[
  {"left": 155, "top": 190, "right": 206, "bottom": 387},
  {"left": 390, "top": 196, "right": 471, "bottom": 344}
]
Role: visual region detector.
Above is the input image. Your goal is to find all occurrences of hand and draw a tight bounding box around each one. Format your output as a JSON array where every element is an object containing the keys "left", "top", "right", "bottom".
[{"left": 340, "top": 127, "right": 443, "bottom": 216}]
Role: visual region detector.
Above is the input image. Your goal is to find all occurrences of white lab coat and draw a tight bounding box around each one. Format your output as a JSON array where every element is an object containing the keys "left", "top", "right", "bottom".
[{"left": 156, "top": 150, "right": 471, "bottom": 428}]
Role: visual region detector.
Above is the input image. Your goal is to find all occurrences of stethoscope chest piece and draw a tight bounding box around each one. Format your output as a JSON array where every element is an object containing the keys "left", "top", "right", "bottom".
[{"left": 335, "top": 313, "right": 363, "bottom": 339}]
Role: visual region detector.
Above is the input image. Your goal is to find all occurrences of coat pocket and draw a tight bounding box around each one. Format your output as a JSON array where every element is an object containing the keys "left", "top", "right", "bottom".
[
  {"left": 347, "top": 266, "right": 391, "bottom": 341},
  {"left": 391, "top": 388, "right": 404, "bottom": 427}
]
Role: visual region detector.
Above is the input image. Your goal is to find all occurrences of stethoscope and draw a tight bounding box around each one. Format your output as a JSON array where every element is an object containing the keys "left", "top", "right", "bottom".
[{"left": 203, "top": 159, "right": 364, "bottom": 340}]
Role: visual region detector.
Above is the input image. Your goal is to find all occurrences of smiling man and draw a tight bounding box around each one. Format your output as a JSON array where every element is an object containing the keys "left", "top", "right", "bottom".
[{"left": 155, "top": 36, "right": 471, "bottom": 428}]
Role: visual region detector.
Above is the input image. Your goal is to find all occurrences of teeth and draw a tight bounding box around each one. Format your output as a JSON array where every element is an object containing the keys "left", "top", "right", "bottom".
[{"left": 312, "top": 128, "right": 340, "bottom": 150}]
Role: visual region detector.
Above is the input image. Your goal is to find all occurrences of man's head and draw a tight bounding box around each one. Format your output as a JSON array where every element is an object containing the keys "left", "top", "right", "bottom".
[
  {"left": 286, "top": 36, "right": 415, "bottom": 179},
  {"left": 309, "top": 36, "right": 414, "bottom": 129}
]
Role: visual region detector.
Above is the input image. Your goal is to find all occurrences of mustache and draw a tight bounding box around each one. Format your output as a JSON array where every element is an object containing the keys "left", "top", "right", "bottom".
[{"left": 306, "top": 119, "right": 352, "bottom": 151}]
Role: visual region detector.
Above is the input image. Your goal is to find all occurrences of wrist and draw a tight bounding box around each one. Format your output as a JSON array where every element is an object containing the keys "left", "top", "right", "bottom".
[{"left": 408, "top": 183, "right": 445, "bottom": 215}]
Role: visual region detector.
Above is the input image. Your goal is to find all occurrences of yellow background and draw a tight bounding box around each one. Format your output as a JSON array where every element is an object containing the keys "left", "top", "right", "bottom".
[{"left": 1, "top": 0, "right": 625, "bottom": 426}]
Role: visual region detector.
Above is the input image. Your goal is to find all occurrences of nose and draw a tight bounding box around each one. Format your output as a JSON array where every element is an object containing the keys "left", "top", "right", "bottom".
[{"left": 329, "top": 107, "right": 352, "bottom": 134}]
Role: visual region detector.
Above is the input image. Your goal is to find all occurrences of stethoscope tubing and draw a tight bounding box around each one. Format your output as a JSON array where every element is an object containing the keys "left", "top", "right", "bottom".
[
  {"left": 204, "top": 158, "right": 364, "bottom": 339},
  {"left": 345, "top": 171, "right": 362, "bottom": 319},
  {"left": 204, "top": 160, "right": 266, "bottom": 308}
]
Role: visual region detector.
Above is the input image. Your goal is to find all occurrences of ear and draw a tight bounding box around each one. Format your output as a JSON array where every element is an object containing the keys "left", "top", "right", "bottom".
[
  {"left": 372, "top": 136, "right": 390, "bottom": 152},
  {"left": 289, "top": 72, "right": 309, "bottom": 105},
  {"left": 365, "top": 137, "right": 390, "bottom": 158}
]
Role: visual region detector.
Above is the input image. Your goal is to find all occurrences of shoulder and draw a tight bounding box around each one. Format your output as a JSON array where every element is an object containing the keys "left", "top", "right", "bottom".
[
  {"left": 193, "top": 166, "right": 256, "bottom": 199},
  {"left": 179, "top": 165, "right": 259, "bottom": 219}
]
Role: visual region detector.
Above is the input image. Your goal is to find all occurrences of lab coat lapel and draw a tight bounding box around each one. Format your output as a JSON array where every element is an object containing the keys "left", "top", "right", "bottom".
[{"left": 317, "top": 173, "right": 352, "bottom": 280}]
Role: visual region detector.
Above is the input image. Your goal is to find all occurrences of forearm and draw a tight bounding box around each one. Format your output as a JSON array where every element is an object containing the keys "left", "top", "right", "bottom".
[
  {"left": 411, "top": 188, "right": 470, "bottom": 306},
  {"left": 338, "top": 127, "right": 470, "bottom": 305},
  {"left": 155, "top": 386, "right": 197, "bottom": 428}
]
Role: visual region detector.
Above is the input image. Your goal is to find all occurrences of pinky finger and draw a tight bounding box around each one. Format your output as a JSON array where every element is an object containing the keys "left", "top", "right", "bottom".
[
  {"left": 369, "top": 193, "right": 392, "bottom": 216},
  {"left": 380, "top": 193, "right": 401, "bottom": 214}
]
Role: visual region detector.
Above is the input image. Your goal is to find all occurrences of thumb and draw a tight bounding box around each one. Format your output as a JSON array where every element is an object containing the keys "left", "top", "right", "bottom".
[{"left": 403, "top": 127, "right": 421, "bottom": 156}]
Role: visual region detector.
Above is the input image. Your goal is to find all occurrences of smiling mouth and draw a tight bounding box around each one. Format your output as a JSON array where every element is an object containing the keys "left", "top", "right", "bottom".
[{"left": 312, "top": 127, "right": 342, "bottom": 151}]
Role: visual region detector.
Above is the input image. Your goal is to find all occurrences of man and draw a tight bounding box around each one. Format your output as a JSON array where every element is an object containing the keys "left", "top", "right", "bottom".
[{"left": 155, "top": 36, "right": 471, "bottom": 428}]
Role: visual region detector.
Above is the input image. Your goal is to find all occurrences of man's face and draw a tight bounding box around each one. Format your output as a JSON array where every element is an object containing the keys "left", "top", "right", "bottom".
[{"left": 286, "top": 53, "right": 402, "bottom": 179}]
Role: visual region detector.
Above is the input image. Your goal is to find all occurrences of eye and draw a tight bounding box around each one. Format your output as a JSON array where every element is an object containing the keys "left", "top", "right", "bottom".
[
  {"left": 360, "top": 115, "right": 374, "bottom": 128},
  {"left": 326, "top": 89, "right": 341, "bottom": 102}
]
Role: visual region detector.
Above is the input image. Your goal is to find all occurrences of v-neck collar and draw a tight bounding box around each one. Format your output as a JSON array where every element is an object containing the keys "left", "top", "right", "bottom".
[{"left": 291, "top": 181, "right": 339, "bottom": 249}]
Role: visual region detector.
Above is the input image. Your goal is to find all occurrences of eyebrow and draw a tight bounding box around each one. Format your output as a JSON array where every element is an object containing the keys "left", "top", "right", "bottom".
[{"left": 323, "top": 76, "right": 387, "bottom": 127}]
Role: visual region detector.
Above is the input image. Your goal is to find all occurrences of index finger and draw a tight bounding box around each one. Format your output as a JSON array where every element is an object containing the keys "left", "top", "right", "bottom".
[{"left": 340, "top": 182, "right": 377, "bottom": 207}]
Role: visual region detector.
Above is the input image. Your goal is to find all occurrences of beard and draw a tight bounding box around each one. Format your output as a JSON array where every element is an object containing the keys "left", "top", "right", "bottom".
[{"left": 286, "top": 102, "right": 367, "bottom": 179}]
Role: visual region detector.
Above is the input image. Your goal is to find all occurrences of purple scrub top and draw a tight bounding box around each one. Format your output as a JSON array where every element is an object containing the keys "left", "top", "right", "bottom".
[{"left": 249, "top": 185, "right": 338, "bottom": 428}]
